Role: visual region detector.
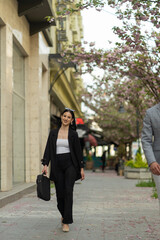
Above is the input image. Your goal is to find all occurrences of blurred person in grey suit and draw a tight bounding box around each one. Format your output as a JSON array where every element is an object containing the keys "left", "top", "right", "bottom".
[{"left": 141, "top": 102, "right": 160, "bottom": 211}]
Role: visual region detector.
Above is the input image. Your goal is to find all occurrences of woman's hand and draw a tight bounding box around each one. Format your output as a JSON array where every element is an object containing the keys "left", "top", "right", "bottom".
[
  {"left": 81, "top": 168, "right": 85, "bottom": 181},
  {"left": 42, "top": 165, "right": 47, "bottom": 175}
]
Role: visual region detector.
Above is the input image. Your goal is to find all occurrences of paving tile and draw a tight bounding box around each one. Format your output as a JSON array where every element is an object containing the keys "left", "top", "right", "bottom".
[{"left": 0, "top": 171, "right": 160, "bottom": 240}]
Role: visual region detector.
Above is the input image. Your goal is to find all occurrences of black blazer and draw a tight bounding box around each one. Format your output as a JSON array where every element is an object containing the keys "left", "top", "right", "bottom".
[{"left": 41, "top": 128, "right": 84, "bottom": 181}]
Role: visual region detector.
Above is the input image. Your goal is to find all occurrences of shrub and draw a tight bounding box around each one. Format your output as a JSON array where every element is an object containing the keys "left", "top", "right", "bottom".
[{"left": 125, "top": 147, "right": 148, "bottom": 168}]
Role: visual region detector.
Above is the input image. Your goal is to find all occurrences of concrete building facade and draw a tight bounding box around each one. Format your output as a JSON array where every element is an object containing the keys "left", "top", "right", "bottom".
[
  {"left": 0, "top": 0, "right": 56, "bottom": 191},
  {"left": 0, "top": 0, "right": 83, "bottom": 192}
]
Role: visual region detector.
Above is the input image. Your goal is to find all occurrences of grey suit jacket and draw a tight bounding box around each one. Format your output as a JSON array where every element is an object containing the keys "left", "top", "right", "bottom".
[{"left": 141, "top": 103, "right": 160, "bottom": 166}]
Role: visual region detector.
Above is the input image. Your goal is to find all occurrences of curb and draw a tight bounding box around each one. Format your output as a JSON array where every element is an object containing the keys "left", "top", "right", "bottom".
[{"left": 0, "top": 183, "right": 36, "bottom": 208}]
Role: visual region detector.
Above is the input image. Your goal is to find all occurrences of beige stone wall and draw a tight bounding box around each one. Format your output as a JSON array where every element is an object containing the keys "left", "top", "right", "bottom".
[
  {"left": 1, "top": 25, "right": 13, "bottom": 191},
  {"left": 28, "top": 33, "right": 50, "bottom": 183},
  {"left": 0, "top": 0, "right": 30, "bottom": 54},
  {"left": 0, "top": 0, "right": 50, "bottom": 190}
]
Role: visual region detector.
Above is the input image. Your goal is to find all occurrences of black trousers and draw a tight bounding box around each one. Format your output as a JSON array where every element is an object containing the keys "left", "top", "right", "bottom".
[{"left": 54, "top": 153, "right": 76, "bottom": 224}]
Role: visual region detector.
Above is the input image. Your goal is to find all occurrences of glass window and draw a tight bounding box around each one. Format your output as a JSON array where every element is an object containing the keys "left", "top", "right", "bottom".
[
  {"left": 12, "top": 43, "right": 25, "bottom": 184},
  {"left": 13, "top": 44, "right": 25, "bottom": 97}
]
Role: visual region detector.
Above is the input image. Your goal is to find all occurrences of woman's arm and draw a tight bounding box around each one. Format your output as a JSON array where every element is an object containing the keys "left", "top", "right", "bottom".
[
  {"left": 80, "top": 168, "right": 85, "bottom": 180},
  {"left": 41, "top": 131, "right": 52, "bottom": 173},
  {"left": 74, "top": 132, "right": 84, "bottom": 168},
  {"left": 42, "top": 165, "right": 48, "bottom": 174},
  {"left": 74, "top": 132, "right": 85, "bottom": 180}
]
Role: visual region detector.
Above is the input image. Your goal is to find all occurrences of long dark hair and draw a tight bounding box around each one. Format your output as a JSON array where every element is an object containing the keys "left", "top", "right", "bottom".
[{"left": 58, "top": 109, "right": 77, "bottom": 131}]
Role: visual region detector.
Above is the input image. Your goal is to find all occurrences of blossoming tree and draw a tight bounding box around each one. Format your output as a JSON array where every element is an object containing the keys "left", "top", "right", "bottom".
[{"left": 52, "top": 0, "right": 160, "bottom": 146}]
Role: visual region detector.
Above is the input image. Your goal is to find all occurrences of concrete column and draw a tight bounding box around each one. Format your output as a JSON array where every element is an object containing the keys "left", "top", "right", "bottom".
[
  {"left": 28, "top": 34, "right": 41, "bottom": 182},
  {"left": 25, "top": 33, "right": 50, "bottom": 183},
  {"left": 39, "top": 64, "right": 50, "bottom": 161},
  {"left": 1, "top": 25, "right": 13, "bottom": 191},
  {"left": 25, "top": 56, "right": 31, "bottom": 183}
]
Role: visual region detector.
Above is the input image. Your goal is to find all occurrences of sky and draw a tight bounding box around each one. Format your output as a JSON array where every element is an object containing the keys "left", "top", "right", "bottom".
[
  {"left": 80, "top": 5, "right": 120, "bottom": 114},
  {"left": 81, "top": 5, "right": 121, "bottom": 89},
  {"left": 81, "top": 6, "right": 120, "bottom": 50}
]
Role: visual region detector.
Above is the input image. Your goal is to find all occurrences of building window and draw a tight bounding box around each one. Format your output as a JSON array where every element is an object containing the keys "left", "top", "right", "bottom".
[{"left": 12, "top": 43, "right": 25, "bottom": 184}]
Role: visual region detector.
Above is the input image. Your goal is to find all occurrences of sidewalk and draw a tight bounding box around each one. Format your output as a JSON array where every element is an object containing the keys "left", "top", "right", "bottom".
[
  {"left": 0, "top": 170, "right": 160, "bottom": 240},
  {"left": 0, "top": 183, "right": 36, "bottom": 208}
]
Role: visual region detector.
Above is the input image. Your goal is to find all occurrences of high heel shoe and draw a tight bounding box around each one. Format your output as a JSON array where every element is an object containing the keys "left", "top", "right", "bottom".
[{"left": 62, "top": 224, "right": 69, "bottom": 232}]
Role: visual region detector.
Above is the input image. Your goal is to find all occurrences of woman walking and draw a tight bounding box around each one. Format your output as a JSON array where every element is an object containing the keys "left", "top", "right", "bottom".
[{"left": 41, "top": 108, "right": 85, "bottom": 232}]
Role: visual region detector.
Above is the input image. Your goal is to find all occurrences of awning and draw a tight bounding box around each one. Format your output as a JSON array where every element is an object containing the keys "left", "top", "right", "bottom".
[
  {"left": 85, "top": 134, "right": 98, "bottom": 147},
  {"left": 76, "top": 118, "right": 84, "bottom": 125},
  {"left": 76, "top": 124, "right": 89, "bottom": 138},
  {"left": 95, "top": 138, "right": 109, "bottom": 146},
  {"left": 89, "top": 129, "right": 108, "bottom": 146}
]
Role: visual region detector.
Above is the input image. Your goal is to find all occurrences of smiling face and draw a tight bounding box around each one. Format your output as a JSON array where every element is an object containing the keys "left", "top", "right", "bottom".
[{"left": 61, "top": 111, "right": 73, "bottom": 127}]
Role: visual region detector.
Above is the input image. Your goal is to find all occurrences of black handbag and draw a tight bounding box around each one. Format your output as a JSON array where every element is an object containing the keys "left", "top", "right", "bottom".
[{"left": 36, "top": 173, "right": 50, "bottom": 201}]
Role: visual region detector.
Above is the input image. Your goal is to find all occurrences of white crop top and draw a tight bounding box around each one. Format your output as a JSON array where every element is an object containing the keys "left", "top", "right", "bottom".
[{"left": 56, "top": 139, "right": 70, "bottom": 154}]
